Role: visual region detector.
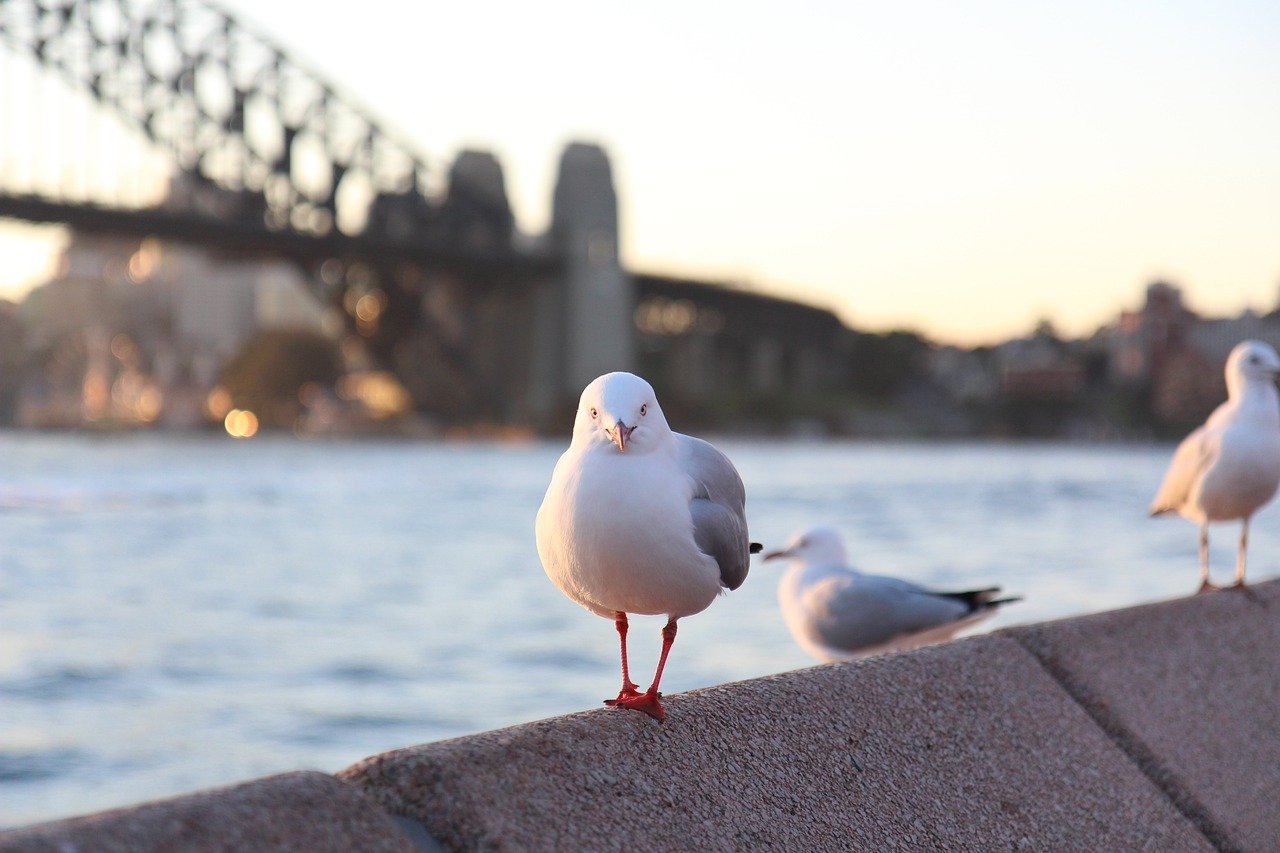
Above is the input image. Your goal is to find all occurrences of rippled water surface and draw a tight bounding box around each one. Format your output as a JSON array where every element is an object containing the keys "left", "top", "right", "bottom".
[{"left": 2, "top": 432, "right": 1274, "bottom": 826}]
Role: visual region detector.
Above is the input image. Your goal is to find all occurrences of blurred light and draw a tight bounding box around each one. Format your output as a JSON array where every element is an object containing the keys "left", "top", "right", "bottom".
[
  {"left": 224, "top": 409, "right": 259, "bottom": 438},
  {"left": 109, "top": 333, "right": 136, "bottom": 361},
  {"left": 205, "top": 386, "right": 233, "bottom": 419},
  {"left": 663, "top": 300, "right": 696, "bottom": 334},
  {"left": 137, "top": 386, "right": 163, "bottom": 422},
  {"left": 307, "top": 208, "right": 332, "bottom": 234},
  {"left": 354, "top": 289, "right": 387, "bottom": 337},
  {"left": 127, "top": 238, "right": 161, "bottom": 284},
  {"left": 634, "top": 297, "right": 701, "bottom": 336},
  {"left": 338, "top": 371, "right": 412, "bottom": 418},
  {"left": 82, "top": 374, "right": 109, "bottom": 420},
  {"left": 355, "top": 291, "right": 385, "bottom": 324}
]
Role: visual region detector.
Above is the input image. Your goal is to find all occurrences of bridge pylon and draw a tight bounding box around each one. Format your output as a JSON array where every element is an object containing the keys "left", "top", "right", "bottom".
[{"left": 529, "top": 143, "right": 634, "bottom": 420}]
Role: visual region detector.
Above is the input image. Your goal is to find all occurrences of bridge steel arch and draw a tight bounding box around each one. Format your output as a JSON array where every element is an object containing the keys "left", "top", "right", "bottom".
[{"left": 0, "top": 0, "right": 433, "bottom": 241}]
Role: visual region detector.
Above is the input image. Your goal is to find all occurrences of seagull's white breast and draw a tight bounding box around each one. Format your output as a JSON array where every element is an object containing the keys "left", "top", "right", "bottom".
[
  {"left": 536, "top": 445, "right": 722, "bottom": 619},
  {"left": 778, "top": 564, "right": 849, "bottom": 661},
  {"left": 1194, "top": 420, "right": 1280, "bottom": 521}
]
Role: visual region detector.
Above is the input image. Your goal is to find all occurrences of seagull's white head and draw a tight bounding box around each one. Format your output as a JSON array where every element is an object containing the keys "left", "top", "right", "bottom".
[
  {"left": 762, "top": 526, "right": 848, "bottom": 567},
  {"left": 572, "top": 372, "right": 674, "bottom": 454},
  {"left": 1226, "top": 339, "right": 1280, "bottom": 398}
]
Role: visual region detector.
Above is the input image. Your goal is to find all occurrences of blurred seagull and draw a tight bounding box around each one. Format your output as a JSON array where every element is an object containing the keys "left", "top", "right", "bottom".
[
  {"left": 765, "top": 527, "right": 1019, "bottom": 662},
  {"left": 536, "top": 372, "right": 758, "bottom": 721},
  {"left": 1149, "top": 339, "right": 1280, "bottom": 591}
]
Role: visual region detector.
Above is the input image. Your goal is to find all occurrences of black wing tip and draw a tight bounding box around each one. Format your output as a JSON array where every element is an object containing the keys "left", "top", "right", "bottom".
[
  {"left": 749, "top": 542, "right": 763, "bottom": 554},
  {"left": 940, "top": 587, "right": 1021, "bottom": 611}
]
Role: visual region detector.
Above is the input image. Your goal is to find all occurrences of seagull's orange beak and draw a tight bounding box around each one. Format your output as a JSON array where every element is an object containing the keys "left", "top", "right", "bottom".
[{"left": 608, "top": 422, "right": 634, "bottom": 452}]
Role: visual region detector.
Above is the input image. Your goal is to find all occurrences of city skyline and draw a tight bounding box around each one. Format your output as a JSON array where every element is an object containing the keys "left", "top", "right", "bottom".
[{"left": 1, "top": 0, "right": 1278, "bottom": 345}]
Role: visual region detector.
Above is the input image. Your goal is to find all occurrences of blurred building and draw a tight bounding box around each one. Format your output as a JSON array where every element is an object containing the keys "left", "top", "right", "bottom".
[
  {"left": 1108, "top": 282, "right": 1198, "bottom": 386},
  {"left": 996, "top": 323, "right": 1085, "bottom": 403},
  {"left": 1105, "top": 280, "right": 1280, "bottom": 428},
  {"left": 927, "top": 346, "right": 998, "bottom": 404},
  {"left": 17, "top": 230, "right": 327, "bottom": 428}
]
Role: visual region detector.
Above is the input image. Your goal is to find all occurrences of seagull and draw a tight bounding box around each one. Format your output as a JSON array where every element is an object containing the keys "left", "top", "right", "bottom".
[
  {"left": 1149, "top": 339, "right": 1280, "bottom": 591},
  {"left": 765, "top": 526, "right": 1019, "bottom": 662},
  {"left": 536, "top": 372, "right": 756, "bottom": 721}
]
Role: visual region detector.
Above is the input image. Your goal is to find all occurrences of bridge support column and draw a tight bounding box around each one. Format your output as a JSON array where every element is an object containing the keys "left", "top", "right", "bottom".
[{"left": 534, "top": 143, "right": 634, "bottom": 418}]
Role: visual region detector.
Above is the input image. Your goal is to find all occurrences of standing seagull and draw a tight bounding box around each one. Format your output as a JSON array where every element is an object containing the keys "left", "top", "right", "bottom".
[
  {"left": 536, "top": 372, "right": 755, "bottom": 721},
  {"left": 766, "top": 527, "right": 1019, "bottom": 662},
  {"left": 1150, "top": 339, "right": 1280, "bottom": 591}
]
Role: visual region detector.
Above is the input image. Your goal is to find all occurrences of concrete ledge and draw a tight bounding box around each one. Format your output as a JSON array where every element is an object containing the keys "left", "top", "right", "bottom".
[
  {"left": 0, "top": 771, "right": 420, "bottom": 853},
  {"left": 8, "top": 584, "right": 1279, "bottom": 851},
  {"left": 1008, "top": 578, "right": 1280, "bottom": 852},
  {"left": 338, "top": 636, "right": 1209, "bottom": 851}
]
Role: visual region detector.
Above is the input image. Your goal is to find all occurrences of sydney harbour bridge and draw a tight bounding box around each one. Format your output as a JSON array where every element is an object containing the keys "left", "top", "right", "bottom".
[{"left": 0, "top": 0, "right": 844, "bottom": 426}]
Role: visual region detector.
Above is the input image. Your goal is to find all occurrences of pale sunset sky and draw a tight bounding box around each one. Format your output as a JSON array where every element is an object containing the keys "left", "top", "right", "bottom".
[{"left": 1, "top": 0, "right": 1277, "bottom": 345}]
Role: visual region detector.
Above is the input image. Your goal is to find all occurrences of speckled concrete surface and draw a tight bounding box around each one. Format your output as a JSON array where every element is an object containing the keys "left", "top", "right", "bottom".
[
  {"left": 10, "top": 586, "right": 1274, "bottom": 851},
  {"left": 339, "top": 635, "right": 1210, "bottom": 852},
  {"left": 1009, "top": 577, "right": 1280, "bottom": 852},
  {"left": 0, "top": 771, "right": 419, "bottom": 853}
]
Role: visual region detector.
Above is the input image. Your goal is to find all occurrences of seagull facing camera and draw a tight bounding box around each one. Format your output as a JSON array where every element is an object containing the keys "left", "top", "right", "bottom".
[{"left": 536, "top": 372, "right": 758, "bottom": 721}]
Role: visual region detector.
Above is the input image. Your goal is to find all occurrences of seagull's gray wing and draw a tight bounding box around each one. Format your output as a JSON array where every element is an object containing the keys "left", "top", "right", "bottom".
[
  {"left": 1150, "top": 425, "right": 1218, "bottom": 516},
  {"left": 801, "top": 571, "right": 974, "bottom": 652},
  {"left": 675, "top": 433, "right": 751, "bottom": 591}
]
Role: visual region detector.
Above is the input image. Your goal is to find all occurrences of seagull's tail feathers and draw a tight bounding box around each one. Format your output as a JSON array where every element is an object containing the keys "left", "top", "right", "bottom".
[{"left": 939, "top": 587, "right": 1022, "bottom": 613}]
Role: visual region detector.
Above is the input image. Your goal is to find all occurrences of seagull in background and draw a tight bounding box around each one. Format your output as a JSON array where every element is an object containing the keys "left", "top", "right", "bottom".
[
  {"left": 1149, "top": 339, "right": 1280, "bottom": 591},
  {"left": 536, "top": 372, "right": 758, "bottom": 721},
  {"left": 765, "top": 527, "right": 1019, "bottom": 662}
]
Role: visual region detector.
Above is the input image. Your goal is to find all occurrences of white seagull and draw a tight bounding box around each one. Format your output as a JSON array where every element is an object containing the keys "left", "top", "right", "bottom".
[
  {"left": 536, "top": 372, "right": 757, "bottom": 721},
  {"left": 1149, "top": 339, "right": 1280, "bottom": 591},
  {"left": 765, "top": 527, "right": 1019, "bottom": 662}
]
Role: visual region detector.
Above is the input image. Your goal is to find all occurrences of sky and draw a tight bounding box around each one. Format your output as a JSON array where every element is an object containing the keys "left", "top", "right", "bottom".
[{"left": 1, "top": 0, "right": 1278, "bottom": 344}]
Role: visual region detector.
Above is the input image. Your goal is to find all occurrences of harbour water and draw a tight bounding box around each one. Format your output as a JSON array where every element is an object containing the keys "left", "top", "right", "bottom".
[{"left": 2, "top": 432, "right": 1274, "bottom": 827}]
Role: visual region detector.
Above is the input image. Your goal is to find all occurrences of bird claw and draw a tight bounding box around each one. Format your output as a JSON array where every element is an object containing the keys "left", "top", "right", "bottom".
[
  {"left": 604, "top": 689, "right": 665, "bottom": 721},
  {"left": 1196, "top": 580, "right": 1220, "bottom": 594},
  {"left": 603, "top": 684, "right": 641, "bottom": 706}
]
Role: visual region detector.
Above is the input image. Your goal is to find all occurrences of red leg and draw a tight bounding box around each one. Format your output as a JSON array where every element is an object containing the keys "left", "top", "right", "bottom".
[
  {"left": 609, "top": 619, "right": 677, "bottom": 722},
  {"left": 603, "top": 612, "right": 641, "bottom": 706}
]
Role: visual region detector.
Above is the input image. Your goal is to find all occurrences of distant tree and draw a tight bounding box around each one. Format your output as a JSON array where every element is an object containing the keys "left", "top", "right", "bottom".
[
  {"left": 218, "top": 330, "right": 342, "bottom": 428},
  {"left": 1032, "top": 318, "right": 1062, "bottom": 341},
  {"left": 846, "top": 330, "right": 932, "bottom": 400}
]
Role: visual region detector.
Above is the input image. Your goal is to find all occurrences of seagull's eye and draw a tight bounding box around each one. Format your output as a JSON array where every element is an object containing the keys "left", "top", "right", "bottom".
[
  {"left": 640, "top": 403, "right": 648, "bottom": 417},
  {"left": 589, "top": 408, "right": 598, "bottom": 420},
  {"left": 1249, "top": 356, "right": 1260, "bottom": 365}
]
